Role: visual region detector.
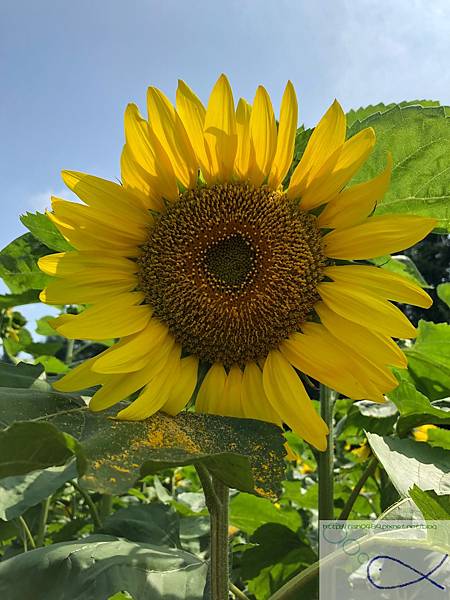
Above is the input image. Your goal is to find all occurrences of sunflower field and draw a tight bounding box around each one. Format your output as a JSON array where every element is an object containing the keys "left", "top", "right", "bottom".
[{"left": 0, "top": 82, "right": 449, "bottom": 600}]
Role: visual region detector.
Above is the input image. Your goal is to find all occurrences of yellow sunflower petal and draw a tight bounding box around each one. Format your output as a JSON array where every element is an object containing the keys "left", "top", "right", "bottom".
[
  {"left": 315, "top": 301, "right": 407, "bottom": 368},
  {"left": 280, "top": 328, "right": 372, "bottom": 400},
  {"left": 248, "top": 85, "right": 277, "bottom": 186},
  {"left": 50, "top": 198, "right": 147, "bottom": 245},
  {"left": 52, "top": 355, "right": 105, "bottom": 392},
  {"left": 288, "top": 99, "right": 346, "bottom": 199},
  {"left": 54, "top": 292, "right": 150, "bottom": 340},
  {"left": 147, "top": 87, "right": 197, "bottom": 188},
  {"left": 38, "top": 252, "right": 138, "bottom": 277},
  {"left": 162, "top": 355, "right": 199, "bottom": 416},
  {"left": 124, "top": 103, "right": 178, "bottom": 201},
  {"left": 323, "top": 215, "right": 437, "bottom": 260},
  {"left": 221, "top": 365, "right": 244, "bottom": 418},
  {"left": 89, "top": 347, "right": 173, "bottom": 412},
  {"left": 318, "top": 281, "right": 417, "bottom": 338},
  {"left": 39, "top": 275, "right": 137, "bottom": 304},
  {"left": 176, "top": 80, "right": 211, "bottom": 179},
  {"left": 268, "top": 81, "right": 298, "bottom": 190},
  {"left": 61, "top": 171, "right": 150, "bottom": 224},
  {"left": 120, "top": 143, "right": 164, "bottom": 211},
  {"left": 300, "top": 127, "right": 376, "bottom": 211},
  {"left": 241, "top": 362, "right": 281, "bottom": 425},
  {"left": 262, "top": 350, "right": 328, "bottom": 451},
  {"left": 195, "top": 362, "right": 227, "bottom": 414},
  {"left": 47, "top": 211, "right": 141, "bottom": 255},
  {"left": 116, "top": 345, "right": 181, "bottom": 420},
  {"left": 318, "top": 153, "right": 392, "bottom": 229},
  {"left": 203, "top": 74, "right": 237, "bottom": 183},
  {"left": 235, "top": 98, "right": 252, "bottom": 179},
  {"left": 325, "top": 265, "right": 432, "bottom": 308},
  {"left": 91, "top": 319, "right": 174, "bottom": 374}
]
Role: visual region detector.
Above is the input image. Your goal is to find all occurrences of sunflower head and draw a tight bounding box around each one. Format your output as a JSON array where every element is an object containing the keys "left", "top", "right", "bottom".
[{"left": 38, "top": 74, "right": 436, "bottom": 451}]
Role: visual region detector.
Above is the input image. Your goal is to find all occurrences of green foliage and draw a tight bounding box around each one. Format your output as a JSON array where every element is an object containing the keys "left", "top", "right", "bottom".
[
  {"left": 0, "top": 535, "right": 207, "bottom": 600},
  {"left": 405, "top": 320, "right": 450, "bottom": 400},
  {"left": 349, "top": 104, "right": 450, "bottom": 232},
  {"left": 367, "top": 432, "right": 450, "bottom": 496},
  {"left": 0, "top": 234, "right": 51, "bottom": 293},
  {"left": 20, "top": 211, "right": 73, "bottom": 252}
]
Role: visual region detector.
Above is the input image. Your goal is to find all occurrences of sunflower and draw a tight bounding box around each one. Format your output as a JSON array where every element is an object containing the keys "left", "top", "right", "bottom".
[{"left": 38, "top": 75, "right": 435, "bottom": 451}]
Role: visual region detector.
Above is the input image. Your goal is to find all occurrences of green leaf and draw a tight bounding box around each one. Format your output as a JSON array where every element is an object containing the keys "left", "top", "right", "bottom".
[
  {"left": 437, "top": 282, "right": 450, "bottom": 308},
  {"left": 2, "top": 327, "right": 33, "bottom": 357},
  {"left": 389, "top": 377, "right": 450, "bottom": 435},
  {"left": 0, "top": 362, "right": 51, "bottom": 391},
  {"left": 34, "top": 355, "right": 69, "bottom": 374},
  {"left": 367, "top": 432, "right": 450, "bottom": 497},
  {"left": 0, "top": 233, "right": 51, "bottom": 293},
  {"left": 0, "top": 289, "right": 41, "bottom": 309},
  {"left": 20, "top": 211, "right": 73, "bottom": 252},
  {"left": 0, "top": 462, "right": 77, "bottom": 520},
  {"left": 100, "top": 503, "right": 181, "bottom": 547},
  {"left": 35, "top": 316, "right": 58, "bottom": 336},
  {"left": 405, "top": 320, "right": 450, "bottom": 400},
  {"left": 425, "top": 427, "right": 450, "bottom": 451},
  {"left": 0, "top": 535, "right": 207, "bottom": 600},
  {"left": 410, "top": 485, "right": 450, "bottom": 519},
  {"left": 229, "top": 493, "right": 301, "bottom": 535},
  {"left": 0, "top": 384, "right": 286, "bottom": 498},
  {"left": 0, "top": 421, "right": 84, "bottom": 478},
  {"left": 240, "top": 523, "right": 316, "bottom": 599},
  {"left": 348, "top": 104, "right": 450, "bottom": 232},
  {"left": 346, "top": 100, "right": 441, "bottom": 128},
  {"left": 370, "top": 254, "right": 430, "bottom": 287}
]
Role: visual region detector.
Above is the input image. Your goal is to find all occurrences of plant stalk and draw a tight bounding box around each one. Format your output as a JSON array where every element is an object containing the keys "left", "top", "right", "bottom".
[
  {"left": 36, "top": 496, "right": 51, "bottom": 547},
  {"left": 318, "top": 384, "right": 336, "bottom": 522},
  {"left": 71, "top": 480, "right": 102, "bottom": 529},
  {"left": 195, "top": 464, "right": 230, "bottom": 600},
  {"left": 338, "top": 456, "right": 378, "bottom": 520},
  {"left": 17, "top": 516, "right": 36, "bottom": 551}
]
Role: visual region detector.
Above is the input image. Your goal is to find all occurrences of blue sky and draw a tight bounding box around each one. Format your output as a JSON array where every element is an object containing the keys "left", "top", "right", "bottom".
[{"left": 1, "top": 0, "right": 450, "bottom": 321}]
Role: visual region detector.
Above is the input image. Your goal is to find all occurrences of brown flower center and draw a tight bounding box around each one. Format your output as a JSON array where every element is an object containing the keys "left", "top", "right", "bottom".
[{"left": 138, "top": 182, "right": 325, "bottom": 366}]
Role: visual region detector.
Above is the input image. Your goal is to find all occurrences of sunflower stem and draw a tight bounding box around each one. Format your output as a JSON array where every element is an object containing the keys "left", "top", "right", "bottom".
[
  {"left": 195, "top": 464, "right": 230, "bottom": 600},
  {"left": 318, "top": 384, "right": 336, "bottom": 522}
]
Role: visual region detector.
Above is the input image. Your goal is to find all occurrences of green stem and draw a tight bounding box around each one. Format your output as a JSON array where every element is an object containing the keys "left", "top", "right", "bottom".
[
  {"left": 195, "top": 464, "right": 230, "bottom": 600},
  {"left": 71, "top": 480, "right": 102, "bottom": 529},
  {"left": 18, "top": 516, "right": 36, "bottom": 551},
  {"left": 65, "top": 338, "right": 75, "bottom": 365},
  {"left": 98, "top": 494, "right": 113, "bottom": 520},
  {"left": 36, "top": 496, "right": 51, "bottom": 547},
  {"left": 338, "top": 457, "right": 378, "bottom": 520},
  {"left": 318, "top": 384, "right": 336, "bottom": 522}
]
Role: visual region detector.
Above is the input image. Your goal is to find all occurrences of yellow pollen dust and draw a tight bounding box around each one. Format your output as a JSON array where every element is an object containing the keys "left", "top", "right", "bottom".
[{"left": 138, "top": 182, "right": 326, "bottom": 366}]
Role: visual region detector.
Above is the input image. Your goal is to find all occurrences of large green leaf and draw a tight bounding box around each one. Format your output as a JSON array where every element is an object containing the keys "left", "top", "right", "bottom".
[
  {"left": 0, "top": 534, "right": 207, "bottom": 600},
  {"left": 240, "top": 523, "right": 316, "bottom": 600},
  {"left": 389, "top": 378, "right": 450, "bottom": 435},
  {"left": 0, "top": 462, "right": 77, "bottom": 520},
  {"left": 405, "top": 320, "right": 450, "bottom": 400},
  {"left": 410, "top": 485, "right": 450, "bottom": 520},
  {"left": 229, "top": 493, "right": 302, "bottom": 535},
  {"left": 100, "top": 503, "right": 181, "bottom": 548},
  {"left": 20, "top": 211, "right": 72, "bottom": 252},
  {"left": 367, "top": 432, "right": 450, "bottom": 496},
  {"left": 0, "top": 362, "right": 51, "bottom": 390},
  {"left": 348, "top": 104, "right": 450, "bottom": 232},
  {"left": 425, "top": 427, "right": 450, "bottom": 451},
  {"left": 346, "top": 100, "right": 442, "bottom": 128},
  {"left": 370, "top": 254, "right": 430, "bottom": 287},
  {"left": 0, "top": 233, "right": 51, "bottom": 293},
  {"left": 0, "top": 421, "right": 83, "bottom": 478},
  {"left": 0, "top": 384, "right": 286, "bottom": 498}
]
